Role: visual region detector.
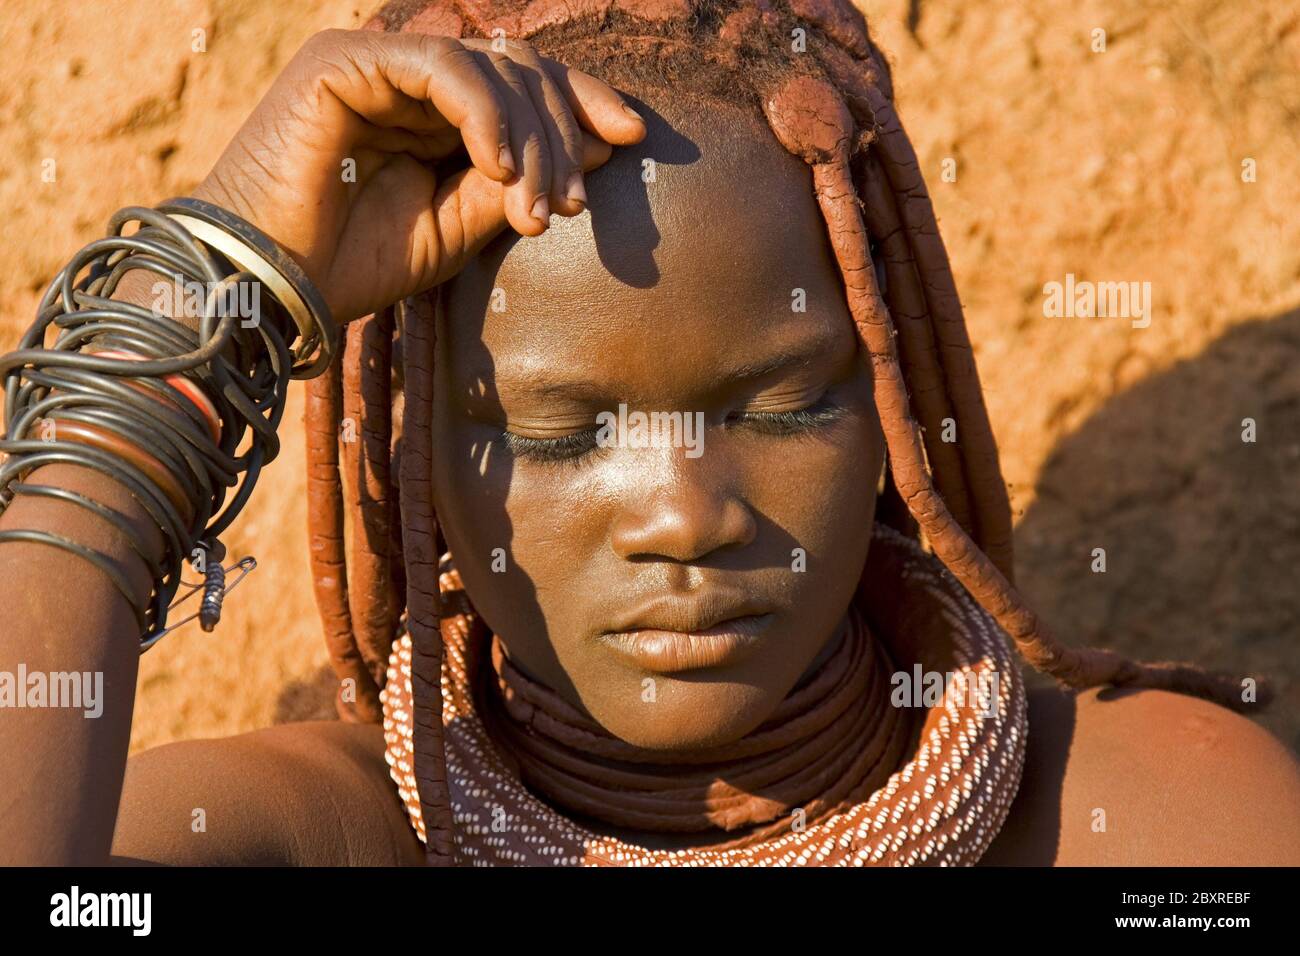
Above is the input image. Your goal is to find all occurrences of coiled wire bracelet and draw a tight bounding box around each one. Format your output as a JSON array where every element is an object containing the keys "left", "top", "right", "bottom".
[{"left": 0, "top": 198, "right": 336, "bottom": 650}]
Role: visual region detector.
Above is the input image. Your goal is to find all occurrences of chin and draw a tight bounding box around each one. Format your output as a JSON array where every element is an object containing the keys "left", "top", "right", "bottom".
[{"left": 587, "top": 678, "right": 777, "bottom": 753}]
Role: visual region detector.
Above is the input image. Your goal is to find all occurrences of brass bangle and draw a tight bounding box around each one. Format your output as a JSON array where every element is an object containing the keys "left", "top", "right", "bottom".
[
  {"left": 156, "top": 197, "right": 338, "bottom": 379},
  {"left": 166, "top": 215, "right": 313, "bottom": 344}
]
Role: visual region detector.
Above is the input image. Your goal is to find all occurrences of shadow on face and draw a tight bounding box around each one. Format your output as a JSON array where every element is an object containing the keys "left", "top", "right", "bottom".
[{"left": 429, "top": 87, "right": 885, "bottom": 751}]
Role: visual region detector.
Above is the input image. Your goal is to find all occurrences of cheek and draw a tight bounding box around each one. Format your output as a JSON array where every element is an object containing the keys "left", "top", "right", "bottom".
[
  {"left": 748, "top": 408, "right": 884, "bottom": 581},
  {"left": 438, "top": 434, "right": 610, "bottom": 569},
  {"left": 429, "top": 416, "right": 611, "bottom": 651},
  {"left": 428, "top": 415, "right": 522, "bottom": 638}
]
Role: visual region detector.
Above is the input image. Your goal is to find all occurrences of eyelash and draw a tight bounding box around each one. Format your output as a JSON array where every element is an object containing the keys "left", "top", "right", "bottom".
[
  {"left": 497, "top": 398, "right": 847, "bottom": 465},
  {"left": 498, "top": 429, "right": 604, "bottom": 465}
]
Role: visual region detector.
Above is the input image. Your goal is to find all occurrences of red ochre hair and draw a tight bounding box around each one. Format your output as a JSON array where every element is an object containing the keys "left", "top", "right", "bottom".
[{"left": 304, "top": 0, "right": 1263, "bottom": 864}]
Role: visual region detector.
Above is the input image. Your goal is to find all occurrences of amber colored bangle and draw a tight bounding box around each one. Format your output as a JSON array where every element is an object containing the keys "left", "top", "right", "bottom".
[
  {"left": 88, "top": 348, "right": 222, "bottom": 443},
  {"left": 45, "top": 418, "right": 196, "bottom": 527}
]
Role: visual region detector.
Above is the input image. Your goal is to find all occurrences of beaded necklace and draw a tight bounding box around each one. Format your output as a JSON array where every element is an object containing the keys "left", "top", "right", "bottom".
[{"left": 381, "top": 524, "right": 1027, "bottom": 866}]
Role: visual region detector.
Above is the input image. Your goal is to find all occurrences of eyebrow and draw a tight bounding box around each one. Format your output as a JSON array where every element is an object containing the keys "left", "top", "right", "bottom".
[
  {"left": 720, "top": 332, "right": 843, "bottom": 384},
  {"left": 489, "top": 328, "right": 848, "bottom": 405}
]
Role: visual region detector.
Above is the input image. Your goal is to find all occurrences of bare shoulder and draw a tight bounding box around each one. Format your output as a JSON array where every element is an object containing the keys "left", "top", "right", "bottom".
[
  {"left": 981, "top": 684, "right": 1300, "bottom": 866},
  {"left": 111, "top": 720, "right": 425, "bottom": 866}
]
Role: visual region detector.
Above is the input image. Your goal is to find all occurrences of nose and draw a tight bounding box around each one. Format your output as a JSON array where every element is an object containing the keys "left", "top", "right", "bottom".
[{"left": 609, "top": 457, "right": 758, "bottom": 563}]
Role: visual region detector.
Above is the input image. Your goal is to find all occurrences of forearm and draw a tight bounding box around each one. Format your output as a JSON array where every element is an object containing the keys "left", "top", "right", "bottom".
[
  {"left": 0, "top": 206, "right": 314, "bottom": 863},
  {"left": 0, "top": 461, "right": 163, "bottom": 864}
]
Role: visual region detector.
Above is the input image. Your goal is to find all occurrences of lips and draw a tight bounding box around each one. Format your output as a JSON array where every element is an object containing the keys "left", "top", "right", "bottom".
[
  {"left": 598, "top": 592, "right": 774, "bottom": 673},
  {"left": 599, "top": 616, "right": 772, "bottom": 672}
]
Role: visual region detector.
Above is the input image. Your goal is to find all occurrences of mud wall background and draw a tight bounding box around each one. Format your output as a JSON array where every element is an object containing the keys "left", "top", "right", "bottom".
[{"left": 1, "top": 0, "right": 1296, "bottom": 752}]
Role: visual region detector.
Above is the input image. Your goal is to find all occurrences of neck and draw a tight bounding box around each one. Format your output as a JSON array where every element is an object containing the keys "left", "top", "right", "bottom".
[
  {"left": 796, "top": 611, "right": 850, "bottom": 687},
  {"left": 478, "top": 603, "right": 913, "bottom": 851}
]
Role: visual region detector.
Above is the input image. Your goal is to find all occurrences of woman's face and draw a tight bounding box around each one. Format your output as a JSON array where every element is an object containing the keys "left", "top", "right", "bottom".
[{"left": 432, "top": 89, "right": 885, "bottom": 751}]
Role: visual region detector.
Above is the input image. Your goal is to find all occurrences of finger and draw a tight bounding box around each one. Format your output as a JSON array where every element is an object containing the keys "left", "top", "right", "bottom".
[
  {"left": 300, "top": 30, "right": 516, "bottom": 182},
  {"left": 544, "top": 58, "right": 647, "bottom": 146},
  {"left": 460, "top": 39, "right": 586, "bottom": 217},
  {"left": 506, "top": 43, "right": 588, "bottom": 217},
  {"left": 477, "top": 50, "right": 552, "bottom": 237},
  {"left": 425, "top": 132, "right": 613, "bottom": 289},
  {"left": 520, "top": 45, "right": 587, "bottom": 214}
]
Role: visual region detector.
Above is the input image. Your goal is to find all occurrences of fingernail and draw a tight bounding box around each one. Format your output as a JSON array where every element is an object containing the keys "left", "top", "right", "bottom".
[
  {"left": 621, "top": 102, "right": 643, "bottom": 123},
  {"left": 531, "top": 194, "right": 550, "bottom": 225},
  {"left": 566, "top": 172, "right": 587, "bottom": 208},
  {"left": 499, "top": 143, "right": 516, "bottom": 176}
]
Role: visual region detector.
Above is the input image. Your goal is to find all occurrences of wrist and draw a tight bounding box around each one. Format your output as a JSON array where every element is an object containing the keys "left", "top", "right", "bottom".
[{"left": 156, "top": 195, "right": 337, "bottom": 377}]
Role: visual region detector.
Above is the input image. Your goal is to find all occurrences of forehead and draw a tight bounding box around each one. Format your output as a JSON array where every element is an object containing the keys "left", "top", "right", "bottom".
[{"left": 440, "top": 90, "right": 853, "bottom": 398}]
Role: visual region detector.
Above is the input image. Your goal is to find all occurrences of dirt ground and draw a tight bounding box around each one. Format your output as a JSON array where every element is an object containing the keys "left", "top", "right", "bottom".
[{"left": 1, "top": 0, "right": 1296, "bottom": 753}]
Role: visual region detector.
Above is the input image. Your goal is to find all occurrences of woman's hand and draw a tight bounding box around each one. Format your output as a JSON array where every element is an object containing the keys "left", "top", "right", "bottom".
[{"left": 192, "top": 28, "right": 646, "bottom": 323}]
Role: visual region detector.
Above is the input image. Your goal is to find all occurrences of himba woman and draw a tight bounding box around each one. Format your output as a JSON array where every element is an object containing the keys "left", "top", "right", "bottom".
[{"left": 2, "top": 0, "right": 1298, "bottom": 867}]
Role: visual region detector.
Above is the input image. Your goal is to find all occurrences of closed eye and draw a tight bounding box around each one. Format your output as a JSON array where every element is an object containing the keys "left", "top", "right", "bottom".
[
  {"left": 731, "top": 397, "right": 847, "bottom": 436},
  {"left": 497, "top": 428, "right": 601, "bottom": 464},
  {"left": 497, "top": 397, "right": 848, "bottom": 465}
]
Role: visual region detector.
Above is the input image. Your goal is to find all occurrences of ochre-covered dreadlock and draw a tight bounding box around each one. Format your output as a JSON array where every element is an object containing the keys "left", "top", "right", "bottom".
[{"left": 304, "top": 0, "right": 1264, "bottom": 864}]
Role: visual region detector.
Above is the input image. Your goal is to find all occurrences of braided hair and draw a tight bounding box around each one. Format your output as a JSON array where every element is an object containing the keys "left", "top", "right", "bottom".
[{"left": 304, "top": 0, "right": 1261, "bottom": 864}]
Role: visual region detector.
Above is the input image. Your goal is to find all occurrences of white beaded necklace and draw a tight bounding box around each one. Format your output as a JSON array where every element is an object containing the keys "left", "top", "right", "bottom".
[{"left": 381, "top": 525, "right": 1027, "bottom": 866}]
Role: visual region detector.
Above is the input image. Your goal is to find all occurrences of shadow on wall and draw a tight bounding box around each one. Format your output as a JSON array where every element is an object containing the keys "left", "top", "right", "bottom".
[{"left": 1016, "top": 308, "right": 1300, "bottom": 751}]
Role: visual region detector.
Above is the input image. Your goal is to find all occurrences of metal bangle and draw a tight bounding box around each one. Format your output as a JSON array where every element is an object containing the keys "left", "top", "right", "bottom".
[
  {"left": 156, "top": 197, "right": 338, "bottom": 379},
  {"left": 0, "top": 205, "right": 308, "bottom": 649}
]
